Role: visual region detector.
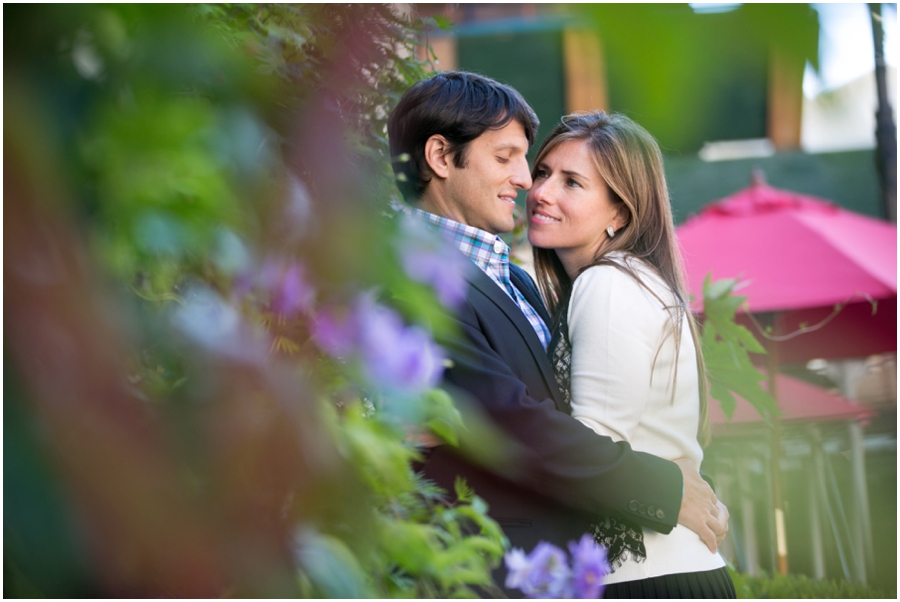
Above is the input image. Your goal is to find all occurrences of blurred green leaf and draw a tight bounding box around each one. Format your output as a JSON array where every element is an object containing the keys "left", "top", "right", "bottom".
[
  {"left": 295, "top": 528, "right": 375, "bottom": 598},
  {"left": 701, "top": 276, "right": 778, "bottom": 422},
  {"left": 423, "top": 388, "right": 467, "bottom": 447}
]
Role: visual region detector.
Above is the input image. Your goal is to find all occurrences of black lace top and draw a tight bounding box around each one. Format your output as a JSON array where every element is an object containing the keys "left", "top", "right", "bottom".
[{"left": 550, "top": 299, "right": 648, "bottom": 572}]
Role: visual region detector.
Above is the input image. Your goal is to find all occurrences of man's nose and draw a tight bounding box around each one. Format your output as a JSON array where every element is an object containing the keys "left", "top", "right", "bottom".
[{"left": 512, "top": 158, "right": 533, "bottom": 190}]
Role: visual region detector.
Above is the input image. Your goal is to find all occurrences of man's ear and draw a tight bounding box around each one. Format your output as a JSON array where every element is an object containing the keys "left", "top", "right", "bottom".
[{"left": 423, "top": 134, "right": 452, "bottom": 179}]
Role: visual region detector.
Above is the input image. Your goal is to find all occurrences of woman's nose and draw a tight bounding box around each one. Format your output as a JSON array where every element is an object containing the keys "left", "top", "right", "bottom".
[{"left": 529, "top": 180, "right": 551, "bottom": 205}]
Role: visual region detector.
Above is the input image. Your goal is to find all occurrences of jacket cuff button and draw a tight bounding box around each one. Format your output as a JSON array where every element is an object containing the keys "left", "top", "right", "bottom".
[{"left": 628, "top": 500, "right": 639, "bottom": 512}]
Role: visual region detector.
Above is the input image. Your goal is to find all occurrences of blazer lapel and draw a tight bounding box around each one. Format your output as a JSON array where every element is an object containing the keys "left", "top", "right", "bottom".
[{"left": 466, "top": 267, "right": 566, "bottom": 411}]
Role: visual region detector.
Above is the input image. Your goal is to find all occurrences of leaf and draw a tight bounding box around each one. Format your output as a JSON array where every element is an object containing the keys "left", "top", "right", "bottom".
[
  {"left": 294, "top": 528, "right": 375, "bottom": 598},
  {"left": 422, "top": 388, "right": 466, "bottom": 447},
  {"left": 734, "top": 324, "right": 767, "bottom": 354},
  {"left": 454, "top": 477, "right": 475, "bottom": 504},
  {"left": 704, "top": 276, "right": 739, "bottom": 301},
  {"left": 377, "top": 517, "right": 441, "bottom": 574},
  {"left": 701, "top": 275, "right": 778, "bottom": 422},
  {"left": 708, "top": 379, "right": 737, "bottom": 419}
]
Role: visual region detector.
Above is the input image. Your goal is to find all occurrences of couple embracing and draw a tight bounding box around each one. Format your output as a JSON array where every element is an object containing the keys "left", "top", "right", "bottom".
[{"left": 387, "top": 71, "right": 735, "bottom": 599}]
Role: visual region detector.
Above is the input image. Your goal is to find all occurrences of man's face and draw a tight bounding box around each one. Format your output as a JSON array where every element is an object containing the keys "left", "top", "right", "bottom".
[{"left": 441, "top": 120, "right": 532, "bottom": 235}]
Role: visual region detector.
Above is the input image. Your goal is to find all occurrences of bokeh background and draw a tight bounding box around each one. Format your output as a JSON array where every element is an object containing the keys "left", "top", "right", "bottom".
[{"left": 5, "top": 3, "right": 897, "bottom": 598}]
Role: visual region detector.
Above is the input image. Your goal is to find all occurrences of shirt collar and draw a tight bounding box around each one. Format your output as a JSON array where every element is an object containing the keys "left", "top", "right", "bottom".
[{"left": 407, "top": 207, "right": 510, "bottom": 267}]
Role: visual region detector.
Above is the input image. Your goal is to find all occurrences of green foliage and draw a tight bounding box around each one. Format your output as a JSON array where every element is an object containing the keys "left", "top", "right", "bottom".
[
  {"left": 701, "top": 275, "right": 779, "bottom": 421},
  {"left": 196, "top": 3, "right": 435, "bottom": 204},
  {"left": 422, "top": 388, "right": 468, "bottom": 447},
  {"left": 323, "top": 401, "right": 505, "bottom": 598},
  {"left": 6, "top": 2, "right": 506, "bottom": 597},
  {"left": 729, "top": 568, "right": 890, "bottom": 599}
]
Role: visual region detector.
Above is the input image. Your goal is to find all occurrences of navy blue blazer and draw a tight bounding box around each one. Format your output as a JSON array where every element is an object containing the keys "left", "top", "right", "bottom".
[{"left": 420, "top": 260, "right": 683, "bottom": 587}]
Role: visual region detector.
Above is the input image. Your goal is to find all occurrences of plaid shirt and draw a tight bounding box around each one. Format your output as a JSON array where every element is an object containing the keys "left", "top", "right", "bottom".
[{"left": 410, "top": 207, "right": 551, "bottom": 349}]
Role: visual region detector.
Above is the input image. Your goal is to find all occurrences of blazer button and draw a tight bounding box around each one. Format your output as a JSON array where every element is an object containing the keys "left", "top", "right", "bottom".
[
  {"left": 629, "top": 500, "right": 639, "bottom": 512},
  {"left": 656, "top": 509, "right": 665, "bottom": 520},
  {"left": 638, "top": 504, "right": 647, "bottom": 515},
  {"left": 647, "top": 505, "right": 656, "bottom": 517}
]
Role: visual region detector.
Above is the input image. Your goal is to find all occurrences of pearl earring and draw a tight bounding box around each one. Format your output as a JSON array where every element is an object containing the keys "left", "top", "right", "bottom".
[{"left": 607, "top": 225, "right": 615, "bottom": 238}]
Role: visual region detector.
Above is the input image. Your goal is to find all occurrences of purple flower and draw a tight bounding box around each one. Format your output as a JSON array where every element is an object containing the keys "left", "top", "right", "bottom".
[
  {"left": 173, "top": 286, "right": 269, "bottom": 363},
  {"left": 271, "top": 263, "right": 312, "bottom": 316},
  {"left": 397, "top": 216, "right": 470, "bottom": 309},
  {"left": 504, "top": 548, "right": 531, "bottom": 591},
  {"left": 313, "top": 292, "right": 445, "bottom": 395},
  {"left": 569, "top": 534, "right": 610, "bottom": 599},
  {"left": 234, "top": 255, "right": 316, "bottom": 318},
  {"left": 504, "top": 536, "right": 609, "bottom": 599},
  {"left": 354, "top": 294, "right": 444, "bottom": 395},
  {"left": 259, "top": 257, "right": 315, "bottom": 318},
  {"left": 310, "top": 308, "right": 358, "bottom": 358},
  {"left": 505, "top": 542, "right": 573, "bottom": 599}
]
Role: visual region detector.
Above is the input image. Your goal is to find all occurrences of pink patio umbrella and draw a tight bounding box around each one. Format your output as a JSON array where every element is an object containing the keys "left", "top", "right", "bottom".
[
  {"left": 709, "top": 373, "right": 876, "bottom": 434},
  {"left": 676, "top": 175, "right": 896, "bottom": 576},
  {"left": 677, "top": 176, "right": 897, "bottom": 364}
]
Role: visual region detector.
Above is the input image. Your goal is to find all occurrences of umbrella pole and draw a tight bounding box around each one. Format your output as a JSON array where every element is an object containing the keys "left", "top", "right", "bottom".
[{"left": 766, "top": 328, "right": 790, "bottom": 575}]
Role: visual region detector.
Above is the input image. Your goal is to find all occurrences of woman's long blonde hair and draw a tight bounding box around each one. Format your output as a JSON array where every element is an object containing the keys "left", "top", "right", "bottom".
[{"left": 532, "top": 111, "right": 710, "bottom": 446}]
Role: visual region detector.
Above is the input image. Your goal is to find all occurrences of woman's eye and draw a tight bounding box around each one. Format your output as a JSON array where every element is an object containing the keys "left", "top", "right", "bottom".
[
  {"left": 566, "top": 178, "right": 580, "bottom": 188},
  {"left": 534, "top": 169, "right": 548, "bottom": 179}
]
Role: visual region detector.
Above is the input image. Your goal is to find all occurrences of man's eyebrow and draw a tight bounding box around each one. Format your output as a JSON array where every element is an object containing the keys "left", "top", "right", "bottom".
[{"left": 493, "top": 142, "right": 526, "bottom": 153}]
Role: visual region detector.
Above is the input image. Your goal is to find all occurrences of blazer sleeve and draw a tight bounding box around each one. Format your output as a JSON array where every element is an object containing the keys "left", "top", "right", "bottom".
[{"left": 437, "top": 289, "right": 683, "bottom": 533}]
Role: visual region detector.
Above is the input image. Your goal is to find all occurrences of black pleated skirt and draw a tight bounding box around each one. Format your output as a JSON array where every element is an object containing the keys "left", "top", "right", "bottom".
[{"left": 602, "top": 566, "right": 736, "bottom": 599}]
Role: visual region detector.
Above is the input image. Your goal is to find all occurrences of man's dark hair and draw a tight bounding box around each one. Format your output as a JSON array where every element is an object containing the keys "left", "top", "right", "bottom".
[{"left": 387, "top": 71, "right": 539, "bottom": 203}]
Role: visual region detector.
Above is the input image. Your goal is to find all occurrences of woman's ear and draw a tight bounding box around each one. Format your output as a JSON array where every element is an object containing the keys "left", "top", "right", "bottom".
[
  {"left": 423, "top": 134, "right": 451, "bottom": 179},
  {"left": 612, "top": 204, "right": 630, "bottom": 232}
]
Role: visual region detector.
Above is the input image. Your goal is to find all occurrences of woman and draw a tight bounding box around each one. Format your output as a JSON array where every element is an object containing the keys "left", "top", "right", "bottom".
[{"left": 527, "top": 111, "right": 735, "bottom": 598}]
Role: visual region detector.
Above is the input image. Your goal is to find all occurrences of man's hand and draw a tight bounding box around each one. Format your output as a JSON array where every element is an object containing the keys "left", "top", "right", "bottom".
[
  {"left": 404, "top": 427, "right": 442, "bottom": 448},
  {"left": 674, "top": 459, "right": 727, "bottom": 553}
]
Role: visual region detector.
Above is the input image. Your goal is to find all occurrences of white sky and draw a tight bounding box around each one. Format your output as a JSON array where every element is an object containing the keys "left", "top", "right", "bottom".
[{"left": 805, "top": 2, "right": 897, "bottom": 97}]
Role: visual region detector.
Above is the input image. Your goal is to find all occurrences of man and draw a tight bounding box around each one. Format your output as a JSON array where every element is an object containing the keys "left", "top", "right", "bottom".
[{"left": 387, "top": 71, "right": 726, "bottom": 593}]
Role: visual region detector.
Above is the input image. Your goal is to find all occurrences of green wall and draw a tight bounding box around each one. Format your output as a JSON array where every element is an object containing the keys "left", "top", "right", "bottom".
[{"left": 664, "top": 149, "right": 884, "bottom": 223}]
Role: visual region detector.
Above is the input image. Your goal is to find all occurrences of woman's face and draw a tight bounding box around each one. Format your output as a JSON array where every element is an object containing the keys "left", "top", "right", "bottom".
[{"left": 526, "top": 139, "right": 626, "bottom": 277}]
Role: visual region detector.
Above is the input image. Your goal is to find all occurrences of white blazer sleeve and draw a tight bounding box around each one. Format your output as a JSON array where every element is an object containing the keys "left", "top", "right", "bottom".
[{"left": 567, "top": 265, "right": 664, "bottom": 444}]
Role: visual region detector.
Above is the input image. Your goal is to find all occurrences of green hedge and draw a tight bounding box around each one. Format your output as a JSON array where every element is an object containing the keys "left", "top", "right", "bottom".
[{"left": 729, "top": 568, "right": 891, "bottom": 599}]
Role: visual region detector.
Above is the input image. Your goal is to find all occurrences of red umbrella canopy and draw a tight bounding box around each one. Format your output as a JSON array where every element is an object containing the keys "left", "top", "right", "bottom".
[
  {"left": 709, "top": 373, "right": 876, "bottom": 434},
  {"left": 677, "top": 181, "right": 897, "bottom": 313}
]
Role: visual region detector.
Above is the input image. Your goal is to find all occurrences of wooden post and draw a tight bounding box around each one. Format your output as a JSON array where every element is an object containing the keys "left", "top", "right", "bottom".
[
  {"left": 847, "top": 421, "right": 871, "bottom": 584},
  {"left": 420, "top": 35, "right": 457, "bottom": 72},
  {"left": 764, "top": 315, "right": 789, "bottom": 574},
  {"left": 806, "top": 451, "right": 826, "bottom": 579},
  {"left": 832, "top": 359, "right": 874, "bottom": 584},
  {"left": 811, "top": 424, "right": 853, "bottom": 581},
  {"left": 562, "top": 28, "right": 608, "bottom": 113},
  {"left": 738, "top": 454, "right": 760, "bottom": 575},
  {"left": 767, "top": 45, "right": 804, "bottom": 150}
]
